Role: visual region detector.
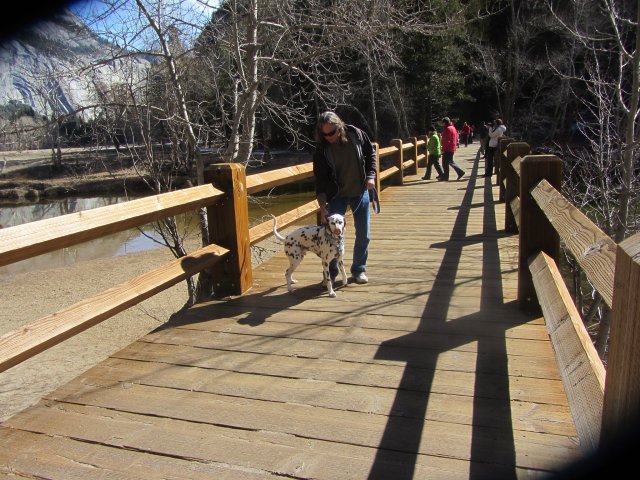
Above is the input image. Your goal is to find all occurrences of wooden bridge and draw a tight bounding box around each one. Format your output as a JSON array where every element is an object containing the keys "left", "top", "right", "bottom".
[{"left": 0, "top": 139, "right": 638, "bottom": 479}]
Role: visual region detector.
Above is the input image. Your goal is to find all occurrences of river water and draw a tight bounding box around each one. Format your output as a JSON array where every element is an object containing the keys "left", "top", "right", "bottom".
[{"left": 0, "top": 189, "right": 315, "bottom": 278}]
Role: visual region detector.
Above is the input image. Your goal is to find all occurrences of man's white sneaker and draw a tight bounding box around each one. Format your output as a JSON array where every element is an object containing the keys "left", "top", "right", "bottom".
[{"left": 354, "top": 272, "right": 368, "bottom": 284}]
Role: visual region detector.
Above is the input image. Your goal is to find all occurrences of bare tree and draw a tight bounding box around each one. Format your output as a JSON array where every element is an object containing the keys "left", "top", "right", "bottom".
[
  {"left": 71, "top": 0, "right": 480, "bottom": 305},
  {"left": 466, "top": 1, "right": 581, "bottom": 139},
  {"left": 547, "top": 0, "right": 640, "bottom": 360},
  {"left": 76, "top": 0, "right": 219, "bottom": 304},
  {"left": 197, "top": 0, "right": 471, "bottom": 163}
]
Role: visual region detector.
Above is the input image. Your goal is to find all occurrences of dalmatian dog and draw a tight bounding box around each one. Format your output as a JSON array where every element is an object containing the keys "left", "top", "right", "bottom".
[{"left": 272, "top": 213, "right": 348, "bottom": 297}]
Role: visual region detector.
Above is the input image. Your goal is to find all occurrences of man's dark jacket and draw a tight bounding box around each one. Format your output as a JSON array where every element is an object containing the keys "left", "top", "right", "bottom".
[{"left": 313, "top": 124, "right": 377, "bottom": 206}]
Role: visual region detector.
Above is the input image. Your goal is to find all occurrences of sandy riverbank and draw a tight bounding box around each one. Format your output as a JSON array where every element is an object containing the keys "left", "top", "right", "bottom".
[
  {"left": 0, "top": 235, "right": 287, "bottom": 422},
  {"left": 0, "top": 248, "right": 188, "bottom": 421},
  {"left": 0, "top": 147, "right": 306, "bottom": 422}
]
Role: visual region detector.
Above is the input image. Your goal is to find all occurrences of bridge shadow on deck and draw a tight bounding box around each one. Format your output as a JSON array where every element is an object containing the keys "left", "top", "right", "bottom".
[
  {"left": 369, "top": 160, "right": 532, "bottom": 479},
  {"left": 0, "top": 150, "right": 587, "bottom": 478},
  {"left": 154, "top": 155, "right": 544, "bottom": 478}
]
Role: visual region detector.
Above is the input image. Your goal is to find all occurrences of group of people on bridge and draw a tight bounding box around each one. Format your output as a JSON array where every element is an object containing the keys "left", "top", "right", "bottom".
[
  {"left": 422, "top": 117, "right": 507, "bottom": 181},
  {"left": 310, "top": 111, "right": 506, "bottom": 290}
]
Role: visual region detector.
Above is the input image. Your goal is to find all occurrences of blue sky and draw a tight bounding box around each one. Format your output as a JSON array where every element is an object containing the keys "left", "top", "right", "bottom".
[
  {"left": 70, "top": 0, "right": 220, "bottom": 21},
  {"left": 69, "top": 0, "right": 220, "bottom": 47},
  {"left": 69, "top": 0, "right": 221, "bottom": 50}
]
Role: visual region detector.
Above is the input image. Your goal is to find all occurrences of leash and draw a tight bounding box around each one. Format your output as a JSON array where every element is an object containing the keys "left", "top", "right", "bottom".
[
  {"left": 349, "top": 187, "right": 381, "bottom": 216},
  {"left": 369, "top": 186, "right": 380, "bottom": 214}
]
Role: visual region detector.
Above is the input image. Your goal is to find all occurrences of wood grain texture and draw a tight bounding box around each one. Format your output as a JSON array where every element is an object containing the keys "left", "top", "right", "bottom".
[
  {"left": 206, "top": 164, "right": 252, "bottom": 295},
  {"left": 529, "top": 251, "right": 605, "bottom": 451},
  {"left": 602, "top": 232, "right": 640, "bottom": 442},
  {"left": 0, "top": 243, "right": 228, "bottom": 372},
  {"left": 510, "top": 196, "right": 521, "bottom": 230},
  {"left": 512, "top": 156, "right": 521, "bottom": 177},
  {"left": 0, "top": 152, "right": 582, "bottom": 479},
  {"left": 0, "top": 184, "right": 223, "bottom": 268},
  {"left": 531, "top": 179, "right": 616, "bottom": 307},
  {"left": 518, "top": 155, "right": 562, "bottom": 310},
  {"left": 246, "top": 163, "right": 314, "bottom": 195},
  {"left": 504, "top": 143, "right": 530, "bottom": 233},
  {"left": 249, "top": 200, "right": 319, "bottom": 244}
]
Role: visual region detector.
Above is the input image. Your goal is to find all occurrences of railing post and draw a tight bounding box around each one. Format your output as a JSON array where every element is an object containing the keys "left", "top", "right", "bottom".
[
  {"left": 498, "top": 137, "right": 514, "bottom": 201},
  {"left": 204, "top": 163, "right": 252, "bottom": 296},
  {"left": 390, "top": 139, "right": 403, "bottom": 185},
  {"left": 410, "top": 137, "right": 419, "bottom": 175},
  {"left": 601, "top": 232, "right": 640, "bottom": 443},
  {"left": 505, "top": 142, "right": 531, "bottom": 233},
  {"left": 518, "top": 155, "right": 562, "bottom": 310},
  {"left": 418, "top": 134, "right": 428, "bottom": 176}
]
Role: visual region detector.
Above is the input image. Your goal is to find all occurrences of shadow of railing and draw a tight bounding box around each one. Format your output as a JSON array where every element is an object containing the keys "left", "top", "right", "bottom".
[{"left": 369, "top": 157, "right": 531, "bottom": 478}]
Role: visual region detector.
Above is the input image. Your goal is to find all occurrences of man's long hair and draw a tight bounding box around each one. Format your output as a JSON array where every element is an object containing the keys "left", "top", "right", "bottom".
[{"left": 315, "top": 111, "right": 348, "bottom": 144}]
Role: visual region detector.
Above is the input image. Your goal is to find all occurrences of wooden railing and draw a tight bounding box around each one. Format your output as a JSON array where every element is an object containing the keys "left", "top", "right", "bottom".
[
  {"left": 0, "top": 134, "right": 426, "bottom": 374},
  {"left": 497, "top": 138, "right": 640, "bottom": 452},
  {"left": 4, "top": 130, "right": 637, "bottom": 455}
]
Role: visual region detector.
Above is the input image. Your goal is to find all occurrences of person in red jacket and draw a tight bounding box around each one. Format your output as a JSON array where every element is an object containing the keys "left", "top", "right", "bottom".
[
  {"left": 438, "top": 117, "right": 466, "bottom": 181},
  {"left": 461, "top": 122, "right": 472, "bottom": 147}
]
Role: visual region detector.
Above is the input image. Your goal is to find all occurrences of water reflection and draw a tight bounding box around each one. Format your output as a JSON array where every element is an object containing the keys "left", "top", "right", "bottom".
[{"left": 0, "top": 190, "right": 314, "bottom": 278}]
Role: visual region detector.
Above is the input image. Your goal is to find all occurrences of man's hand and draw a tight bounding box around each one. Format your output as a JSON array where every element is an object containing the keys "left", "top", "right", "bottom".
[
  {"left": 365, "top": 178, "right": 376, "bottom": 190},
  {"left": 320, "top": 203, "right": 329, "bottom": 224}
]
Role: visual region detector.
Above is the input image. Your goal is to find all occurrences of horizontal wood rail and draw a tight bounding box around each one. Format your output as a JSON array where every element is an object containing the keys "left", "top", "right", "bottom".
[
  {"left": 530, "top": 179, "right": 617, "bottom": 307},
  {"left": 528, "top": 251, "right": 605, "bottom": 451},
  {"left": 378, "top": 146, "right": 398, "bottom": 156},
  {"left": 246, "top": 163, "right": 314, "bottom": 195},
  {"left": 249, "top": 199, "right": 320, "bottom": 245},
  {"left": 0, "top": 133, "right": 429, "bottom": 374},
  {"left": 0, "top": 184, "right": 224, "bottom": 268},
  {"left": 501, "top": 139, "right": 640, "bottom": 452},
  {"left": 0, "top": 243, "right": 228, "bottom": 373},
  {"left": 379, "top": 166, "right": 400, "bottom": 182}
]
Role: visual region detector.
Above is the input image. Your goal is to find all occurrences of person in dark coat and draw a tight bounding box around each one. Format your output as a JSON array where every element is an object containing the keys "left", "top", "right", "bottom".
[{"left": 313, "top": 111, "right": 377, "bottom": 284}]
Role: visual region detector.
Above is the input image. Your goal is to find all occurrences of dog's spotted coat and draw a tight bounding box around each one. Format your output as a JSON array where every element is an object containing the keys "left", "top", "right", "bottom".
[{"left": 272, "top": 213, "right": 348, "bottom": 297}]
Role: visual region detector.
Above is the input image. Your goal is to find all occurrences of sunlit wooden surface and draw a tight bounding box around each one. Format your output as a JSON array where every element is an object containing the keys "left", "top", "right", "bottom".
[{"left": 0, "top": 148, "right": 581, "bottom": 479}]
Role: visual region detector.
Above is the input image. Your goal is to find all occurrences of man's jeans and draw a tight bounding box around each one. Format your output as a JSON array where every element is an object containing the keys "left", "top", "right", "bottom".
[
  {"left": 442, "top": 151, "right": 464, "bottom": 180},
  {"left": 328, "top": 190, "right": 370, "bottom": 278}
]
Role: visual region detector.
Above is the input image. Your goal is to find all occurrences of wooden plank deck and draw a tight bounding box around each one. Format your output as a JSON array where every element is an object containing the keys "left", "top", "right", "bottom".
[{"left": 0, "top": 148, "right": 582, "bottom": 479}]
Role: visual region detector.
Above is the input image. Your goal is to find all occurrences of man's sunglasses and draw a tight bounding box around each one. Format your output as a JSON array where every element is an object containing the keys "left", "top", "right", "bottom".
[{"left": 322, "top": 128, "right": 338, "bottom": 137}]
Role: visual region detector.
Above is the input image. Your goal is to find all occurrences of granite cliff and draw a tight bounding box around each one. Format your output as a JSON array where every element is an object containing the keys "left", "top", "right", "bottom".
[{"left": 0, "top": 8, "right": 150, "bottom": 120}]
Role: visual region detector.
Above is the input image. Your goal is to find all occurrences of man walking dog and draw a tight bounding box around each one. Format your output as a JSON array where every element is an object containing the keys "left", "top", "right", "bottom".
[{"left": 312, "top": 111, "right": 377, "bottom": 284}]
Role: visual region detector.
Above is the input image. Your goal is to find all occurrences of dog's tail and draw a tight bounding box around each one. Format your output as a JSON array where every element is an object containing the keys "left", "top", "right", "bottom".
[{"left": 271, "top": 214, "right": 286, "bottom": 242}]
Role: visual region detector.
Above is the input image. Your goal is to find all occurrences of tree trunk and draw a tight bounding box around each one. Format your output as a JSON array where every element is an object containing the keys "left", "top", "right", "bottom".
[
  {"left": 135, "top": 0, "right": 210, "bottom": 303},
  {"left": 367, "top": 47, "right": 379, "bottom": 142},
  {"left": 595, "top": 306, "right": 611, "bottom": 361},
  {"left": 613, "top": 5, "right": 640, "bottom": 243},
  {"left": 225, "top": 0, "right": 259, "bottom": 165}
]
